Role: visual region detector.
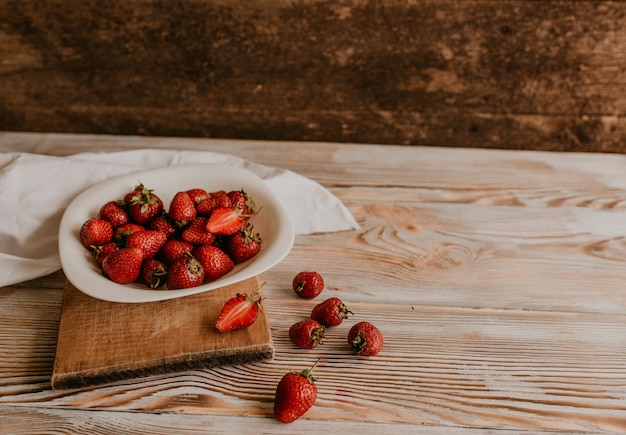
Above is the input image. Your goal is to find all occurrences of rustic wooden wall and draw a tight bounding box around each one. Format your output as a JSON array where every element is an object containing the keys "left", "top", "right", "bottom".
[{"left": 1, "top": 0, "right": 626, "bottom": 152}]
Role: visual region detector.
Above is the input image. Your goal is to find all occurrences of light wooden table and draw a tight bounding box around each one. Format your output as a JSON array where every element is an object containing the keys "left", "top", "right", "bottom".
[{"left": 2, "top": 132, "right": 626, "bottom": 434}]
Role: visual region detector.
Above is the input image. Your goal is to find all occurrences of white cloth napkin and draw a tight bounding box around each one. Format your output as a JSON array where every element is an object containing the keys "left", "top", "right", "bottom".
[{"left": 0, "top": 150, "right": 359, "bottom": 287}]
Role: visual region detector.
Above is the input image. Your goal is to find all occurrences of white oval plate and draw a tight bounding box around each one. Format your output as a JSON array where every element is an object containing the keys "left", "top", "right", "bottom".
[{"left": 59, "top": 163, "right": 295, "bottom": 303}]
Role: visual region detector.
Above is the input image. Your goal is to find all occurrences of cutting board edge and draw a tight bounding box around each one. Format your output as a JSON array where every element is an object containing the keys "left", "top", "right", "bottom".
[{"left": 50, "top": 343, "right": 275, "bottom": 390}]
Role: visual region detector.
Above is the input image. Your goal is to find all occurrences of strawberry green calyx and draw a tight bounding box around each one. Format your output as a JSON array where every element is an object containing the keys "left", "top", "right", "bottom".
[{"left": 297, "top": 359, "right": 320, "bottom": 384}]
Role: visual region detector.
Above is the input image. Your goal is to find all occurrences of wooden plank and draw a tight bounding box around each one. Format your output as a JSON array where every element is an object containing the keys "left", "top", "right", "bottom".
[
  {"left": 51, "top": 277, "right": 273, "bottom": 390},
  {"left": 2, "top": 1, "right": 626, "bottom": 152}
]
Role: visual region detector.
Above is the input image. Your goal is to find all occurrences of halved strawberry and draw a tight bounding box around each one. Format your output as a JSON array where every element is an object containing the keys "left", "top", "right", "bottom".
[
  {"left": 215, "top": 287, "right": 264, "bottom": 333},
  {"left": 206, "top": 207, "right": 245, "bottom": 235}
]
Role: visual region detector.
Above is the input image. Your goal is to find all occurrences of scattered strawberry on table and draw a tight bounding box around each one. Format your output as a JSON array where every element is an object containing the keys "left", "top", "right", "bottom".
[
  {"left": 348, "top": 321, "right": 384, "bottom": 356},
  {"left": 292, "top": 271, "right": 325, "bottom": 299},
  {"left": 78, "top": 183, "right": 262, "bottom": 290},
  {"left": 311, "top": 297, "right": 353, "bottom": 327},
  {"left": 289, "top": 319, "right": 326, "bottom": 349},
  {"left": 274, "top": 360, "right": 320, "bottom": 424}
]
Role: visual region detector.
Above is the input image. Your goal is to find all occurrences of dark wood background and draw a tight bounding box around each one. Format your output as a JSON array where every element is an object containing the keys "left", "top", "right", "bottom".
[{"left": 2, "top": 0, "right": 625, "bottom": 152}]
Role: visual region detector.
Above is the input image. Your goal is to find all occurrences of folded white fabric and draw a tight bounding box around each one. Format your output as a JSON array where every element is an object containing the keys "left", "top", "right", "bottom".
[{"left": 0, "top": 150, "right": 359, "bottom": 287}]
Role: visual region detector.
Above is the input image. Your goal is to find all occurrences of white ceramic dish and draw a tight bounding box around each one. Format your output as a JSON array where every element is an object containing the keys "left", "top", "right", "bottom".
[{"left": 58, "top": 163, "right": 295, "bottom": 303}]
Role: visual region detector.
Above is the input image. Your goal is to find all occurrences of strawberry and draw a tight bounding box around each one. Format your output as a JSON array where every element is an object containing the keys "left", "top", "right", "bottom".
[
  {"left": 210, "top": 190, "right": 232, "bottom": 209},
  {"left": 97, "top": 200, "right": 129, "bottom": 228},
  {"left": 292, "top": 271, "right": 324, "bottom": 299},
  {"left": 113, "top": 222, "right": 145, "bottom": 244},
  {"left": 126, "top": 230, "right": 167, "bottom": 259},
  {"left": 186, "top": 188, "right": 209, "bottom": 205},
  {"left": 225, "top": 226, "right": 261, "bottom": 263},
  {"left": 181, "top": 217, "right": 216, "bottom": 246},
  {"left": 311, "top": 297, "right": 353, "bottom": 327},
  {"left": 215, "top": 288, "right": 263, "bottom": 333},
  {"left": 166, "top": 253, "right": 205, "bottom": 290},
  {"left": 347, "top": 321, "right": 383, "bottom": 356},
  {"left": 168, "top": 191, "right": 197, "bottom": 227},
  {"left": 227, "top": 189, "right": 256, "bottom": 215},
  {"left": 289, "top": 319, "right": 325, "bottom": 349},
  {"left": 101, "top": 247, "right": 144, "bottom": 284},
  {"left": 194, "top": 245, "right": 234, "bottom": 282},
  {"left": 140, "top": 258, "right": 168, "bottom": 288},
  {"left": 79, "top": 218, "right": 113, "bottom": 250},
  {"left": 205, "top": 207, "right": 245, "bottom": 236},
  {"left": 127, "top": 184, "right": 164, "bottom": 225},
  {"left": 92, "top": 242, "right": 118, "bottom": 265},
  {"left": 274, "top": 360, "right": 319, "bottom": 423},
  {"left": 149, "top": 215, "right": 177, "bottom": 239},
  {"left": 159, "top": 239, "right": 195, "bottom": 265}
]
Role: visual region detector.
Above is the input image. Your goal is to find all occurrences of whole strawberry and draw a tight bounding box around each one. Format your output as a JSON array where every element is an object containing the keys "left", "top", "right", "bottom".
[
  {"left": 126, "top": 230, "right": 167, "bottom": 259},
  {"left": 225, "top": 226, "right": 262, "bottom": 264},
  {"left": 311, "top": 297, "right": 353, "bottom": 327},
  {"left": 92, "top": 242, "right": 118, "bottom": 265},
  {"left": 98, "top": 200, "right": 129, "bottom": 228},
  {"left": 215, "top": 289, "right": 263, "bottom": 333},
  {"left": 227, "top": 189, "right": 256, "bottom": 215},
  {"left": 127, "top": 184, "right": 164, "bottom": 225},
  {"left": 101, "top": 247, "right": 144, "bottom": 284},
  {"left": 292, "top": 271, "right": 324, "bottom": 299},
  {"left": 159, "top": 239, "right": 194, "bottom": 265},
  {"left": 113, "top": 222, "right": 145, "bottom": 244},
  {"left": 274, "top": 360, "right": 319, "bottom": 424},
  {"left": 348, "top": 321, "right": 383, "bottom": 356},
  {"left": 166, "top": 254, "right": 205, "bottom": 290},
  {"left": 80, "top": 218, "right": 113, "bottom": 250},
  {"left": 181, "top": 217, "right": 216, "bottom": 246},
  {"left": 140, "top": 258, "right": 168, "bottom": 288},
  {"left": 194, "top": 245, "right": 234, "bottom": 282},
  {"left": 149, "top": 215, "right": 177, "bottom": 240},
  {"left": 289, "top": 319, "right": 325, "bottom": 349},
  {"left": 169, "top": 191, "right": 197, "bottom": 228}
]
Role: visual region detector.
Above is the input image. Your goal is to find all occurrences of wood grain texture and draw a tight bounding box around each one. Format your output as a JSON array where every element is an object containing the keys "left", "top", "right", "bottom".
[
  {"left": 52, "top": 277, "right": 273, "bottom": 390},
  {"left": 1, "top": 1, "right": 626, "bottom": 152},
  {"left": 1, "top": 133, "right": 626, "bottom": 433}
]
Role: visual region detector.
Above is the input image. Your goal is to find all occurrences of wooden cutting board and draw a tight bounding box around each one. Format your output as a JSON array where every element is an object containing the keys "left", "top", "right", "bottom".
[{"left": 51, "top": 277, "right": 273, "bottom": 390}]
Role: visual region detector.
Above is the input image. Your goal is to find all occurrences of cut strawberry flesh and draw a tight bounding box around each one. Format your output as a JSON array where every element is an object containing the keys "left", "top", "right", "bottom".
[
  {"left": 206, "top": 207, "right": 244, "bottom": 235},
  {"left": 215, "top": 293, "right": 260, "bottom": 332}
]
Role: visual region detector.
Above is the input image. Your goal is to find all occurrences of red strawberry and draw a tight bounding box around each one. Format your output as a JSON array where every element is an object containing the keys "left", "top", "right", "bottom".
[
  {"left": 159, "top": 240, "right": 195, "bottom": 265},
  {"left": 274, "top": 360, "right": 319, "bottom": 423},
  {"left": 225, "top": 226, "right": 262, "bottom": 263},
  {"left": 140, "top": 258, "right": 168, "bottom": 288},
  {"left": 227, "top": 189, "right": 256, "bottom": 215},
  {"left": 126, "top": 230, "right": 167, "bottom": 259},
  {"left": 101, "top": 247, "right": 144, "bottom": 284},
  {"left": 205, "top": 207, "right": 245, "bottom": 235},
  {"left": 215, "top": 288, "right": 263, "bottom": 333},
  {"left": 92, "top": 242, "right": 118, "bottom": 265},
  {"left": 194, "top": 245, "right": 234, "bottom": 282},
  {"left": 289, "top": 319, "right": 325, "bottom": 349},
  {"left": 113, "top": 222, "right": 145, "bottom": 244},
  {"left": 292, "top": 271, "right": 324, "bottom": 299},
  {"left": 311, "top": 297, "right": 353, "bottom": 327},
  {"left": 348, "top": 321, "right": 383, "bottom": 356},
  {"left": 79, "top": 218, "right": 113, "bottom": 250},
  {"left": 127, "top": 184, "right": 164, "bottom": 225},
  {"left": 186, "top": 188, "right": 209, "bottom": 205},
  {"left": 181, "top": 217, "right": 217, "bottom": 246},
  {"left": 195, "top": 198, "right": 217, "bottom": 217},
  {"left": 166, "top": 254, "right": 204, "bottom": 290},
  {"left": 169, "top": 191, "right": 197, "bottom": 227},
  {"left": 149, "top": 215, "right": 177, "bottom": 239},
  {"left": 210, "top": 190, "right": 232, "bottom": 209},
  {"left": 97, "top": 201, "right": 129, "bottom": 228}
]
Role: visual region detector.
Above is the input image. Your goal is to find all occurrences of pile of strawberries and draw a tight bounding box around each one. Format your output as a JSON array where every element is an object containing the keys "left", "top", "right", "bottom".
[{"left": 79, "top": 183, "right": 262, "bottom": 290}]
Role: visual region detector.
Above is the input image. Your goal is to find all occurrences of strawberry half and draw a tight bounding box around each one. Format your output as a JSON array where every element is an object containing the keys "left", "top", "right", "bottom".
[
  {"left": 215, "top": 288, "right": 264, "bottom": 333},
  {"left": 206, "top": 207, "right": 245, "bottom": 236}
]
